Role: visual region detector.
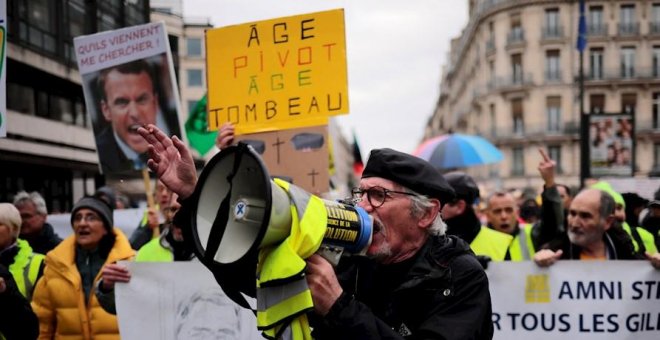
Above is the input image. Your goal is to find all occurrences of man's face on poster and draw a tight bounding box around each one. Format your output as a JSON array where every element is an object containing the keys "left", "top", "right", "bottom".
[{"left": 101, "top": 69, "right": 158, "bottom": 154}]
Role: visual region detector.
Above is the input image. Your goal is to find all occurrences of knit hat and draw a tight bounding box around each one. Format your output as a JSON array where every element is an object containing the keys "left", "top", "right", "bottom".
[
  {"left": 362, "top": 148, "right": 455, "bottom": 203},
  {"left": 444, "top": 172, "right": 479, "bottom": 204},
  {"left": 71, "top": 196, "right": 113, "bottom": 231}
]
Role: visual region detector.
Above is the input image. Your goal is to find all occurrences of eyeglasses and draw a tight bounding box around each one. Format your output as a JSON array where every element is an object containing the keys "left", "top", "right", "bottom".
[
  {"left": 73, "top": 214, "right": 102, "bottom": 224},
  {"left": 351, "top": 186, "right": 416, "bottom": 208}
]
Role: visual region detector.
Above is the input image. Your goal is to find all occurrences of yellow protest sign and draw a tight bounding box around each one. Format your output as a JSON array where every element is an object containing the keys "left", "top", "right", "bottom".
[{"left": 206, "top": 9, "right": 349, "bottom": 135}]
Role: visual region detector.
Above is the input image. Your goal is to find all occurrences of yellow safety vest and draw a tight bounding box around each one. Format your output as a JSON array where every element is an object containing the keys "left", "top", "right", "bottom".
[
  {"left": 135, "top": 237, "right": 174, "bottom": 262},
  {"left": 508, "top": 224, "right": 536, "bottom": 261},
  {"left": 8, "top": 239, "right": 44, "bottom": 301},
  {"left": 622, "top": 222, "right": 658, "bottom": 254},
  {"left": 470, "top": 226, "right": 514, "bottom": 261},
  {"left": 257, "top": 179, "right": 327, "bottom": 340}
]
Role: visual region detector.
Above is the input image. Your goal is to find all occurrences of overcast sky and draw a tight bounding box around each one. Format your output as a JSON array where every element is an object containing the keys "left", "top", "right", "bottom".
[{"left": 182, "top": 0, "right": 468, "bottom": 156}]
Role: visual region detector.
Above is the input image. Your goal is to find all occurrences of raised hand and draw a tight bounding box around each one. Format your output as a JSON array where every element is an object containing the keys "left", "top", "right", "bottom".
[
  {"left": 533, "top": 249, "right": 563, "bottom": 267},
  {"left": 538, "top": 148, "right": 556, "bottom": 188},
  {"left": 138, "top": 124, "right": 197, "bottom": 199},
  {"left": 215, "top": 122, "right": 236, "bottom": 150}
]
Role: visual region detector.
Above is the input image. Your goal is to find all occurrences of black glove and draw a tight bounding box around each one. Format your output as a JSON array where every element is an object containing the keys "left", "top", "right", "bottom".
[{"left": 475, "top": 255, "right": 492, "bottom": 270}]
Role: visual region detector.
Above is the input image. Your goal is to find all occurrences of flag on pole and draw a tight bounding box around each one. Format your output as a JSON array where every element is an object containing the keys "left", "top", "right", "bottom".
[
  {"left": 184, "top": 94, "right": 217, "bottom": 156},
  {"left": 576, "top": 0, "right": 587, "bottom": 52},
  {"left": 352, "top": 131, "right": 364, "bottom": 178}
]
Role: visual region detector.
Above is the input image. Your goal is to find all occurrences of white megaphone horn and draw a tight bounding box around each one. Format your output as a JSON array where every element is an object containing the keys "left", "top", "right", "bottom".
[{"left": 184, "top": 143, "right": 372, "bottom": 308}]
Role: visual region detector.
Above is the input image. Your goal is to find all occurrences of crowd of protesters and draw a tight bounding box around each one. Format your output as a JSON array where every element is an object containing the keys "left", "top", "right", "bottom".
[{"left": 1, "top": 125, "right": 660, "bottom": 339}]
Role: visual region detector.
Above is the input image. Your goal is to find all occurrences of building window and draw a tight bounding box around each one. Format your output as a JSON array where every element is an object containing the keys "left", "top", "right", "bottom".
[
  {"left": 187, "top": 69, "right": 203, "bottom": 86},
  {"left": 512, "top": 98, "right": 524, "bottom": 135},
  {"left": 620, "top": 47, "right": 636, "bottom": 78},
  {"left": 588, "top": 6, "right": 606, "bottom": 35},
  {"left": 590, "top": 94, "right": 605, "bottom": 114},
  {"left": 654, "top": 143, "right": 660, "bottom": 168},
  {"left": 488, "top": 61, "right": 495, "bottom": 88},
  {"left": 622, "top": 93, "right": 637, "bottom": 114},
  {"left": 508, "top": 15, "right": 524, "bottom": 44},
  {"left": 187, "top": 38, "right": 202, "bottom": 56},
  {"left": 544, "top": 8, "right": 561, "bottom": 38},
  {"left": 545, "top": 50, "right": 561, "bottom": 81},
  {"left": 653, "top": 93, "right": 660, "bottom": 129},
  {"left": 619, "top": 4, "right": 638, "bottom": 35},
  {"left": 654, "top": 46, "right": 660, "bottom": 77},
  {"left": 98, "top": 1, "right": 122, "bottom": 32},
  {"left": 590, "top": 48, "right": 604, "bottom": 80},
  {"left": 511, "top": 53, "right": 523, "bottom": 84},
  {"left": 512, "top": 147, "right": 524, "bottom": 176},
  {"left": 548, "top": 145, "right": 562, "bottom": 174},
  {"left": 546, "top": 96, "right": 561, "bottom": 132},
  {"left": 490, "top": 104, "right": 496, "bottom": 137},
  {"left": 653, "top": 4, "right": 660, "bottom": 33}
]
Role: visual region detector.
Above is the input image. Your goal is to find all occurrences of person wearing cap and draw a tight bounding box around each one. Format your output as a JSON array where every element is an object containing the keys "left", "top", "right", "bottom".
[
  {"left": 137, "top": 125, "right": 494, "bottom": 340},
  {"left": 443, "top": 172, "right": 513, "bottom": 264},
  {"left": 31, "top": 196, "right": 134, "bottom": 339},
  {"left": 640, "top": 200, "right": 660, "bottom": 247},
  {"left": 591, "top": 181, "right": 657, "bottom": 255},
  {"left": 304, "top": 148, "right": 492, "bottom": 339}
]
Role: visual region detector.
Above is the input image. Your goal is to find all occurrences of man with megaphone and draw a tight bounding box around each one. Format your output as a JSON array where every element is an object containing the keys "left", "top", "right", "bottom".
[{"left": 138, "top": 124, "right": 493, "bottom": 340}]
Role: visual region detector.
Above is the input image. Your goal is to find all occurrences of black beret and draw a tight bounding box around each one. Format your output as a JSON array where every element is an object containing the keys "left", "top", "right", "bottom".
[
  {"left": 444, "top": 172, "right": 479, "bottom": 204},
  {"left": 362, "top": 148, "right": 455, "bottom": 202}
]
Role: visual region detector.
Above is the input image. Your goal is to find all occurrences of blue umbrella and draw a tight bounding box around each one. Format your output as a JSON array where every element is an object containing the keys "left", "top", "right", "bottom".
[{"left": 413, "top": 134, "right": 504, "bottom": 169}]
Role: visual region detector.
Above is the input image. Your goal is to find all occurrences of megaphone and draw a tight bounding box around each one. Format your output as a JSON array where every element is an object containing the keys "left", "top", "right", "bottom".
[{"left": 185, "top": 143, "right": 372, "bottom": 308}]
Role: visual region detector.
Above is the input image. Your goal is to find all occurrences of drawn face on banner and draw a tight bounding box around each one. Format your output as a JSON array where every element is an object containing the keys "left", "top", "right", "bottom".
[
  {"left": 101, "top": 68, "right": 159, "bottom": 154},
  {"left": 175, "top": 288, "right": 241, "bottom": 340}
]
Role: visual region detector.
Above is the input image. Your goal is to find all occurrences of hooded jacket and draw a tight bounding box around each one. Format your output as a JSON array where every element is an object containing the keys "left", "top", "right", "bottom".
[
  {"left": 31, "top": 228, "right": 134, "bottom": 340},
  {"left": 310, "top": 234, "right": 493, "bottom": 340}
]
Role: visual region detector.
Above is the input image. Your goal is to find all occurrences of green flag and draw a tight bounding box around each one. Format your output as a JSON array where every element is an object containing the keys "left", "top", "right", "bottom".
[{"left": 184, "top": 94, "right": 217, "bottom": 156}]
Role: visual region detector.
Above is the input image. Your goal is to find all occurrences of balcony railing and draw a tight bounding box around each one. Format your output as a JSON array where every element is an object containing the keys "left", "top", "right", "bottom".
[
  {"left": 493, "top": 73, "right": 533, "bottom": 89},
  {"left": 618, "top": 22, "right": 640, "bottom": 36},
  {"left": 587, "top": 23, "right": 608, "bottom": 36},
  {"left": 545, "top": 69, "right": 562, "bottom": 82},
  {"left": 542, "top": 25, "right": 564, "bottom": 40},
  {"left": 485, "top": 122, "right": 579, "bottom": 140},
  {"left": 582, "top": 67, "right": 659, "bottom": 81},
  {"left": 651, "top": 22, "right": 660, "bottom": 35},
  {"left": 506, "top": 28, "right": 525, "bottom": 46}
]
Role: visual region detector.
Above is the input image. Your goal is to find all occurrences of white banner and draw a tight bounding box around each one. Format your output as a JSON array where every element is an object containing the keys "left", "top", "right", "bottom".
[
  {"left": 116, "top": 261, "right": 262, "bottom": 340},
  {"left": 488, "top": 261, "right": 660, "bottom": 340}
]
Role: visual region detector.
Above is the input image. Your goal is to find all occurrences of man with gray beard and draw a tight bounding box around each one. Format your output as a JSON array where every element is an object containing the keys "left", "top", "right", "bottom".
[{"left": 534, "top": 188, "right": 660, "bottom": 269}]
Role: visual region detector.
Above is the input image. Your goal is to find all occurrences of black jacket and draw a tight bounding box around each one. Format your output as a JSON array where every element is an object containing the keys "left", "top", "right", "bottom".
[
  {"left": 544, "top": 224, "right": 643, "bottom": 260},
  {"left": 311, "top": 235, "right": 494, "bottom": 340},
  {"left": 22, "top": 222, "right": 62, "bottom": 255},
  {"left": 0, "top": 264, "right": 39, "bottom": 340}
]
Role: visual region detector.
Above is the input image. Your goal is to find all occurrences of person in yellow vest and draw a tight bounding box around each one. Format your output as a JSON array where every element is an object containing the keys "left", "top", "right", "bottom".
[
  {"left": 31, "top": 196, "right": 134, "bottom": 339},
  {"left": 138, "top": 125, "right": 494, "bottom": 340},
  {"left": 591, "top": 181, "right": 657, "bottom": 255},
  {"left": 129, "top": 180, "right": 173, "bottom": 250},
  {"left": 534, "top": 188, "right": 660, "bottom": 268},
  {"left": 485, "top": 148, "right": 566, "bottom": 261},
  {"left": 0, "top": 263, "right": 39, "bottom": 340},
  {"left": 442, "top": 172, "right": 513, "bottom": 266},
  {"left": 0, "top": 203, "right": 45, "bottom": 301}
]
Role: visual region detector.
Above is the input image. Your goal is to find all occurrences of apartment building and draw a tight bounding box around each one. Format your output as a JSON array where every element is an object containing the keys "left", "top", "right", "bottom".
[
  {"left": 0, "top": 0, "right": 150, "bottom": 212},
  {"left": 427, "top": 0, "right": 660, "bottom": 191}
]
